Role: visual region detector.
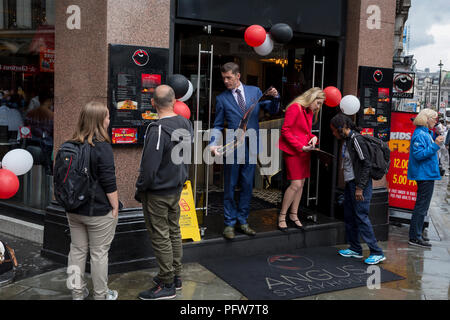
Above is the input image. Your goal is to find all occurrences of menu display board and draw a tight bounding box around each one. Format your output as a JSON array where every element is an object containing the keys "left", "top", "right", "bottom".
[
  {"left": 108, "top": 44, "right": 169, "bottom": 145},
  {"left": 356, "top": 66, "right": 394, "bottom": 142}
]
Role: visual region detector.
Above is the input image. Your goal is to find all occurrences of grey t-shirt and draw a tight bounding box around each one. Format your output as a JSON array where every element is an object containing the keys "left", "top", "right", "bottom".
[{"left": 342, "top": 142, "right": 355, "bottom": 182}]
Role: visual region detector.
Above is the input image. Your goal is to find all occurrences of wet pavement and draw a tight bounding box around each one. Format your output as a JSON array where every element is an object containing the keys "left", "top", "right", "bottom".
[{"left": 1, "top": 175, "right": 449, "bottom": 300}]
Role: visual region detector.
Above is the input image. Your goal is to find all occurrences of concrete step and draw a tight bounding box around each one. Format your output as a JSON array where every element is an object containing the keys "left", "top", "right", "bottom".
[{"left": 0, "top": 214, "right": 43, "bottom": 244}]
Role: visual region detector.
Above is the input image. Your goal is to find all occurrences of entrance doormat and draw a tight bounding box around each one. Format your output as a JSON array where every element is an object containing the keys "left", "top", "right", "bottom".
[{"left": 200, "top": 246, "right": 404, "bottom": 300}]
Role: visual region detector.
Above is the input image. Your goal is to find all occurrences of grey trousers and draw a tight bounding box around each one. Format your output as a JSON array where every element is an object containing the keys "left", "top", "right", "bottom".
[{"left": 66, "top": 211, "right": 117, "bottom": 299}]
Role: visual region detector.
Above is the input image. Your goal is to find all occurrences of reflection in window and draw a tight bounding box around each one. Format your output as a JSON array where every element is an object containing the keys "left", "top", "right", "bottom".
[{"left": 0, "top": 0, "right": 54, "bottom": 210}]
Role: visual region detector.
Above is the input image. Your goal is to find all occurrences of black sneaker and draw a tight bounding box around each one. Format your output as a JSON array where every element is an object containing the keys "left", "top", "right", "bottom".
[
  {"left": 153, "top": 275, "right": 182, "bottom": 290},
  {"left": 408, "top": 238, "right": 432, "bottom": 248},
  {"left": 138, "top": 283, "right": 176, "bottom": 300}
]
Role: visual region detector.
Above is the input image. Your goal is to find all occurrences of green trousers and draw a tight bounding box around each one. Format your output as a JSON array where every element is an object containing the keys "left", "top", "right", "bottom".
[{"left": 141, "top": 191, "right": 183, "bottom": 284}]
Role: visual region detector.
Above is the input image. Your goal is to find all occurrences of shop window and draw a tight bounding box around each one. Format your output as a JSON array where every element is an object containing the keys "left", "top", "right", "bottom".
[{"left": 0, "top": 0, "right": 54, "bottom": 211}]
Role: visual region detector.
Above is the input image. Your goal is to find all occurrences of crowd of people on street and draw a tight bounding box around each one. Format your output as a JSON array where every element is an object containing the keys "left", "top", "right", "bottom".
[{"left": 53, "top": 62, "right": 446, "bottom": 300}]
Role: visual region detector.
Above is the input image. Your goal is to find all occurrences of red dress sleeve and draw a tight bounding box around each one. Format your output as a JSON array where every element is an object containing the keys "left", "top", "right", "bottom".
[{"left": 281, "top": 104, "right": 308, "bottom": 153}]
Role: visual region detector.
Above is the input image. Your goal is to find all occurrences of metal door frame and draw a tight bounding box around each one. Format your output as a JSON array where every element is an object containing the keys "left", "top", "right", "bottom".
[
  {"left": 307, "top": 48, "right": 326, "bottom": 207},
  {"left": 193, "top": 39, "right": 213, "bottom": 216}
]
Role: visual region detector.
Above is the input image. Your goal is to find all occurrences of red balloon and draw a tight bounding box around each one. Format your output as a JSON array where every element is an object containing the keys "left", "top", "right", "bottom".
[
  {"left": 174, "top": 100, "right": 191, "bottom": 120},
  {"left": 323, "top": 86, "right": 342, "bottom": 107},
  {"left": 0, "top": 169, "right": 20, "bottom": 199},
  {"left": 244, "top": 25, "right": 267, "bottom": 47}
]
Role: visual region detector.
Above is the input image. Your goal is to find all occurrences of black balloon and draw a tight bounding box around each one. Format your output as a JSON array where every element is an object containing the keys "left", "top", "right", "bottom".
[
  {"left": 167, "top": 74, "right": 189, "bottom": 99},
  {"left": 269, "top": 23, "right": 293, "bottom": 44}
]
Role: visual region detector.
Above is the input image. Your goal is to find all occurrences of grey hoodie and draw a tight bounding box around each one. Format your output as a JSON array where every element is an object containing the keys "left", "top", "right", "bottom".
[{"left": 136, "top": 115, "right": 193, "bottom": 195}]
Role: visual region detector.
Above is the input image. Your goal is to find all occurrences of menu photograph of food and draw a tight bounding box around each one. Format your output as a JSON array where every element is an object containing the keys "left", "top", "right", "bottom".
[
  {"left": 364, "top": 106, "right": 376, "bottom": 115},
  {"left": 117, "top": 100, "right": 138, "bottom": 110}
]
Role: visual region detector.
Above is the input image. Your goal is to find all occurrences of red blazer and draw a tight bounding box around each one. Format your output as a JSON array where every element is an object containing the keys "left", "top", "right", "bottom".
[{"left": 278, "top": 103, "right": 317, "bottom": 155}]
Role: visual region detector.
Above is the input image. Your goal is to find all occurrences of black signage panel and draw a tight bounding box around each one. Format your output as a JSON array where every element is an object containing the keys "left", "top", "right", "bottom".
[
  {"left": 357, "top": 66, "right": 394, "bottom": 142},
  {"left": 108, "top": 44, "right": 169, "bottom": 145},
  {"left": 392, "top": 72, "right": 415, "bottom": 99},
  {"left": 176, "top": 0, "right": 345, "bottom": 37}
]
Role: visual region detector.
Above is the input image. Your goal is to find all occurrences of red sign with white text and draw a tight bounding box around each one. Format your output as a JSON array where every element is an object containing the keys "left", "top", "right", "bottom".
[
  {"left": 387, "top": 112, "right": 418, "bottom": 210},
  {"left": 112, "top": 128, "right": 138, "bottom": 144}
]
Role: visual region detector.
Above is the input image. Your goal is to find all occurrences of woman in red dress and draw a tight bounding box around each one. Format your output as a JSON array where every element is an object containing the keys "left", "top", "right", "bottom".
[{"left": 277, "top": 87, "right": 325, "bottom": 231}]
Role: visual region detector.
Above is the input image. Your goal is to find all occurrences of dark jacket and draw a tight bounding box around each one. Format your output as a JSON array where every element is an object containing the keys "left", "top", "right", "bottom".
[
  {"left": 136, "top": 115, "right": 193, "bottom": 195},
  {"left": 346, "top": 131, "right": 372, "bottom": 190},
  {"left": 73, "top": 141, "right": 117, "bottom": 216}
]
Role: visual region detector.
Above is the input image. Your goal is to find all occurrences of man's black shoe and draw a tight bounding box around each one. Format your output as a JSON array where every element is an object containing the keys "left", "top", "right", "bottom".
[
  {"left": 138, "top": 283, "right": 176, "bottom": 300},
  {"left": 408, "top": 238, "right": 432, "bottom": 248},
  {"left": 153, "top": 275, "right": 182, "bottom": 290}
]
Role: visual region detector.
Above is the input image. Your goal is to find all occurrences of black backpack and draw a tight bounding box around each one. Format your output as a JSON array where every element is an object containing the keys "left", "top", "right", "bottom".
[
  {"left": 360, "top": 135, "right": 391, "bottom": 180},
  {"left": 53, "top": 141, "right": 97, "bottom": 214}
]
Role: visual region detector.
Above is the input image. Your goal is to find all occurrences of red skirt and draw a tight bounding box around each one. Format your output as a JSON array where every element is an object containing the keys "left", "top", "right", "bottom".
[{"left": 284, "top": 152, "right": 311, "bottom": 180}]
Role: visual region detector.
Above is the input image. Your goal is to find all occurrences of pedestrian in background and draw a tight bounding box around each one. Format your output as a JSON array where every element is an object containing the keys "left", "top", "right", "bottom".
[
  {"left": 445, "top": 123, "right": 450, "bottom": 170},
  {"left": 135, "top": 85, "right": 193, "bottom": 300},
  {"left": 277, "top": 87, "right": 325, "bottom": 231},
  {"left": 330, "top": 113, "right": 386, "bottom": 265},
  {"left": 408, "top": 108, "right": 444, "bottom": 248},
  {"left": 66, "top": 101, "right": 119, "bottom": 300}
]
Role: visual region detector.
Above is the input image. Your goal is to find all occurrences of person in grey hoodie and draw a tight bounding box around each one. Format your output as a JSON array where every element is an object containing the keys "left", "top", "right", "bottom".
[{"left": 135, "top": 85, "right": 193, "bottom": 300}]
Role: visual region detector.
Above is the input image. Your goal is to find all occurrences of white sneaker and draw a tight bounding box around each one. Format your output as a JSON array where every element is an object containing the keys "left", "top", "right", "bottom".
[
  {"left": 105, "top": 289, "right": 118, "bottom": 300},
  {"left": 72, "top": 287, "right": 89, "bottom": 300}
]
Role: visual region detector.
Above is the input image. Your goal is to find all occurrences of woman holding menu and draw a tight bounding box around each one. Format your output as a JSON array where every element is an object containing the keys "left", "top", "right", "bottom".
[{"left": 277, "top": 87, "right": 325, "bottom": 231}]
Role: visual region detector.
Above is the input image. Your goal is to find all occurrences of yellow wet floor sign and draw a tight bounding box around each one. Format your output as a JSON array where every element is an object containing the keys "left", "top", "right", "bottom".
[{"left": 179, "top": 181, "right": 201, "bottom": 242}]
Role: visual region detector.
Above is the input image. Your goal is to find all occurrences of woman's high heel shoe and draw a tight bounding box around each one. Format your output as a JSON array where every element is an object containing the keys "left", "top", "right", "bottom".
[
  {"left": 278, "top": 212, "right": 288, "bottom": 232},
  {"left": 288, "top": 213, "right": 303, "bottom": 229}
]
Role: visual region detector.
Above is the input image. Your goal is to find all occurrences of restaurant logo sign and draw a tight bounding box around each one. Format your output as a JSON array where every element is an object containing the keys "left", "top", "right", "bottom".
[
  {"left": 132, "top": 49, "right": 150, "bottom": 67},
  {"left": 373, "top": 69, "right": 383, "bottom": 83}
]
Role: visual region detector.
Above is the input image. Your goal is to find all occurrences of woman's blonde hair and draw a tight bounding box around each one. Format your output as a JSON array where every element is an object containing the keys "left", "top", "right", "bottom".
[
  {"left": 413, "top": 108, "right": 438, "bottom": 127},
  {"left": 287, "top": 87, "right": 326, "bottom": 124},
  {"left": 71, "top": 101, "right": 110, "bottom": 146}
]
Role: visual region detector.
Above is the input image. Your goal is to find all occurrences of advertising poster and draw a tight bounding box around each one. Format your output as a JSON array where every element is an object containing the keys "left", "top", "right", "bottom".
[
  {"left": 39, "top": 48, "right": 55, "bottom": 73},
  {"left": 386, "top": 111, "right": 418, "bottom": 210}
]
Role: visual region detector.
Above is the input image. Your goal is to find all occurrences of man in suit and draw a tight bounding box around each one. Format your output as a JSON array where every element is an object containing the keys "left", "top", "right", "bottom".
[{"left": 210, "top": 62, "right": 280, "bottom": 240}]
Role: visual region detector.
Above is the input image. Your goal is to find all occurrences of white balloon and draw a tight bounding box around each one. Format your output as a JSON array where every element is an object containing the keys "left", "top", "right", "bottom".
[
  {"left": 179, "top": 80, "right": 194, "bottom": 102},
  {"left": 1, "top": 149, "right": 34, "bottom": 176},
  {"left": 254, "top": 34, "right": 274, "bottom": 56},
  {"left": 340, "top": 95, "right": 360, "bottom": 115}
]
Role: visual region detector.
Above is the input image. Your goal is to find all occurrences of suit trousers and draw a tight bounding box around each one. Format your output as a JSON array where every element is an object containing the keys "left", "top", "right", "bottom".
[
  {"left": 141, "top": 191, "right": 183, "bottom": 284},
  {"left": 67, "top": 211, "right": 118, "bottom": 300},
  {"left": 223, "top": 145, "right": 256, "bottom": 226}
]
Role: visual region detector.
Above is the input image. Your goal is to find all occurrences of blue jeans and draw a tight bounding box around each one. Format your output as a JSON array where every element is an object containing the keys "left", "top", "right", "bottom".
[
  {"left": 409, "top": 180, "right": 435, "bottom": 241},
  {"left": 344, "top": 180, "right": 383, "bottom": 256}
]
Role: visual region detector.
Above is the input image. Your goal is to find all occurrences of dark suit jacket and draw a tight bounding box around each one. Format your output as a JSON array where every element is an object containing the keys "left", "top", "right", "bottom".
[{"left": 210, "top": 84, "right": 279, "bottom": 157}]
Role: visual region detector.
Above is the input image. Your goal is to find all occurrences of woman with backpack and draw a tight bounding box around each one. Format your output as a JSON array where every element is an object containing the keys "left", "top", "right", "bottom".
[
  {"left": 330, "top": 113, "right": 385, "bottom": 265},
  {"left": 63, "top": 101, "right": 119, "bottom": 300},
  {"left": 407, "top": 108, "right": 444, "bottom": 248}
]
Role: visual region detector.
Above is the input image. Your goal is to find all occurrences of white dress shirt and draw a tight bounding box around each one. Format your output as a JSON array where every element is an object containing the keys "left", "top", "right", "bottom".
[{"left": 231, "top": 82, "right": 246, "bottom": 107}]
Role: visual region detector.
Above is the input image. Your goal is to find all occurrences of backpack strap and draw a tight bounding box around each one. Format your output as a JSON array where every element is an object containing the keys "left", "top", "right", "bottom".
[{"left": 87, "top": 143, "right": 98, "bottom": 216}]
